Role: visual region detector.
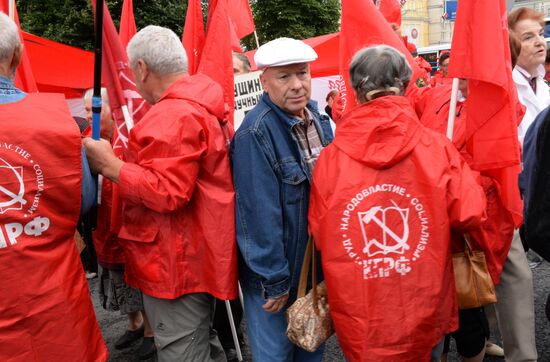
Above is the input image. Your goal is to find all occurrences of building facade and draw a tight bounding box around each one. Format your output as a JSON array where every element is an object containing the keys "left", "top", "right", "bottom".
[{"left": 401, "top": 0, "right": 550, "bottom": 47}]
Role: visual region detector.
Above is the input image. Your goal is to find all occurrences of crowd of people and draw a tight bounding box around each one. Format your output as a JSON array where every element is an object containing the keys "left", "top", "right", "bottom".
[{"left": 2, "top": 4, "right": 550, "bottom": 362}]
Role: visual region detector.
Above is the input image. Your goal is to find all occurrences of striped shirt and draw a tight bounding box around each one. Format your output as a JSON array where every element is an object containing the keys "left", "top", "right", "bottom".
[{"left": 292, "top": 109, "right": 324, "bottom": 175}]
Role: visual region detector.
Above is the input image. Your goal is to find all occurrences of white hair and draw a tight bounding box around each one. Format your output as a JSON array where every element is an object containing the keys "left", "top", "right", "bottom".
[
  {"left": 0, "top": 12, "right": 20, "bottom": 64},
  {"left": 84, "top": 87, "right": 110, "bottom": 105},
  {"left": 127, "top": 25, "right": 188, "bottom": 75}
]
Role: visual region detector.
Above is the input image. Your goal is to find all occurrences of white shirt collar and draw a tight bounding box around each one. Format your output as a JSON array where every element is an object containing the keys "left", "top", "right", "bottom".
[{"left": 515, "top": 64, "right": 545, "bottom": 79}]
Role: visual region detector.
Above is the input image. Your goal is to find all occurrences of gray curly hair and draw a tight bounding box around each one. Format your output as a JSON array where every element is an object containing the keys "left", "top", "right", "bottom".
[{"left": 350, "top": 45, "right": 412, "bottom": 103}]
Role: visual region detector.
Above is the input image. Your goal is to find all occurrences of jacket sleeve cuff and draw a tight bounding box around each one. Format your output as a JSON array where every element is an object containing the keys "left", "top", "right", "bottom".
[
  {"left": 261, "top": 278, "right": 290, "bottom": 300},
  {"left": 117, "top": 162, "right": 143, "bottom": 205}
]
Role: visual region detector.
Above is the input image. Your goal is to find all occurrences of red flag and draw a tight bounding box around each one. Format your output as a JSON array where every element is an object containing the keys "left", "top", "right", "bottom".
[
  {"left": 0, "top": 1, "right": 38, "bottom": 93},
  {"left": 183, "top": 0, "right": 205, "bottom": 75},
  {"left": 379, "top": 0, "right": 402, "bottom": 26},
  {"left": 207, "top": 0, "right": 247, "bottom": 52},
  {"left": 339, "top": 0, "right": 422, "bottom": 113},
  {"left": 91, "top": 0, "right": 150, "bottom": 234},
  {"left": 447, "top": 0, "right": 522, "bottom": 225},
  {"left": 207, "top": 0, "right": 218, "bottom": 29},
  {"left": 91, "top": 0, "right": 149, "bottom": 154},
  {"left": 229, "top": 21, "right": 243, "bottom": 52},
  {"left": 119, "top": 0, "right": 136, "bottom": 49},
  {"left": 228, "top": 0, "right": 255, "bottom": 39},
  {"left": 208, "top": 0, "right": 254, "bottom": 39},
  {"left": 199, "top": 0, "right": 234, "bottom": 125}
]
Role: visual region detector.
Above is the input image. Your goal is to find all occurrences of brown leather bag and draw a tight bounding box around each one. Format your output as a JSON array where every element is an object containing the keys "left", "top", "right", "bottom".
[
  {"left": 452, "top": 235, "right": 497, "bottom": 309},
  {"left": 286, "top": 236, "right": 334, "bottom": 352}
]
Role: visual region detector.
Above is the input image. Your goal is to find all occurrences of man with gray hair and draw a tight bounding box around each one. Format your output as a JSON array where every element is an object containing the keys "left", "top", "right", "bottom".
[{"left": 84, "top": 25, "right": 238, "bottom": 361}]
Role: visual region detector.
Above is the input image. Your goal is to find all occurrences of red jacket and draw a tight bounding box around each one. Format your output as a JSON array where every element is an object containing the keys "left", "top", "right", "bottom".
[
  {"left": 0, "top": 94, "right": 108, "bottom": 361},
  {"left": 430, "top": 71, "right": 453, "bottom": 88},
  {"left": 93, "top": 176, "right": 125, "bottom": 266},
  {"left": 117, "top": 74, "right": 238, "bottom": 300},
  {"left": 308, "top": 96, "right": 486, "bottom": 362},
  {"left": 415, "top": 86, "right": 515, "bottom": 284}
]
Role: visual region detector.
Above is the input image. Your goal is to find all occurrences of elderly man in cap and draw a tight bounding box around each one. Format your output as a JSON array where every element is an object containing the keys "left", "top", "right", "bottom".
[
  {"left": 84, "top": 25, "right": 238, "bottom": 361},
  {"left": 231, "top": 38, "right": 334, "bottom": 361}
]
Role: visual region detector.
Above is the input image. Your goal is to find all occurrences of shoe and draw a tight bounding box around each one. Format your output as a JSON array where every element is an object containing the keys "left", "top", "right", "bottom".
[
  {"left": 114, "top": 326, "right": 144, "bottom": 349},
  {"left": 137, "top": 336, "right": 156, "bottom": 360},
  {"left": 85, "top": 271, "right": 97, "bottom": 279},
  {"left": 485, "top": 341, "right": 504, "bottom": 357}
]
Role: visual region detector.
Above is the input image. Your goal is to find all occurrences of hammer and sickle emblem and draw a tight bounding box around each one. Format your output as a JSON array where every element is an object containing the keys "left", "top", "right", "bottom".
[
  {"left": 0, "top": 157, "right": 27, "bottom": 214},
  {"left": 360, "top": 200, "right": 409, "bottom": 256}
]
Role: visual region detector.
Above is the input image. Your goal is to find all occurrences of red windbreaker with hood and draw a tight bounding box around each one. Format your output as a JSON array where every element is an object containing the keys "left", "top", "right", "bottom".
[
  {"left": 116, "top": 74, "right": 238, "bottom": 300},
  {"left": 308, "top": 96, "right": 486, "bottom": 361},
  {"left": 415, "top": 85, "right": 515, "bottom": 284}
]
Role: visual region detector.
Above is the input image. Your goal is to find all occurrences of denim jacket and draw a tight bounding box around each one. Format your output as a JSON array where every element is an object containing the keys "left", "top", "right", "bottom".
[{"left": 230, "top": 93, "right": 334, "bottom": 299}]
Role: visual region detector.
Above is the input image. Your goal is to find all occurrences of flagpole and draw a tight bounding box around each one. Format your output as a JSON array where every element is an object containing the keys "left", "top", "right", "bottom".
[
  {"left": 224, "top": 300, "right": 243, "bottom": 361},
  {"left": 8, "top": 0, "right": 14, "bottom": 19},
  {"left": 253, "top": 30, "right": 260, "bottom": 49},
  {"left": 446, "top": 77, "right": 459, "bottom": 140},
  {"left": 91, "top": 0, "right": 104, "bottom": 213},
  {"left": 92, "top": 0, "right": 104, "bottom": 141}
]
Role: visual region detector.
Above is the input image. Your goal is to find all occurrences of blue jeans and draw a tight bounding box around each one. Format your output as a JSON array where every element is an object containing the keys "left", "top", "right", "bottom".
[{"left": 241, "top": 284, "right": 325, "bottom": 362}]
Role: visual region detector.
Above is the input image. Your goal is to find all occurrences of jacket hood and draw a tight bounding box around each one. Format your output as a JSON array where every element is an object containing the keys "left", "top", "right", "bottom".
[
  {"left": 334, "top": 96, "right": 422, "bottom": 169},
  {"left": 159, "top": 73, "right": 226, "bottom": 122}
]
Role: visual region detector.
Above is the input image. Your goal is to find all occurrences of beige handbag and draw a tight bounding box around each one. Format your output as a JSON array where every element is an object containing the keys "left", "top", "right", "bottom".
[
  {"left": 452, "top": 234, "right": 497, "bottom": 309},
  {"left": 286, "top": 236, "right": 334, "bottom": 352}
]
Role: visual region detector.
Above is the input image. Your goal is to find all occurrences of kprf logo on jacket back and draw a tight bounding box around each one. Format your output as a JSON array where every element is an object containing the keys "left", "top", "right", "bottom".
[
  {"left": 340, "top": 184, "right": 430, "bottom": 279},
  {"left": 0, "top": 143, "right": 49, "bottom": 249}
]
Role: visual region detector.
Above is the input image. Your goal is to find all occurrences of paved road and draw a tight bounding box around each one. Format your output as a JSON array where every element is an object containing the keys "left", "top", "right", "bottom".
[{"left": 91, "top": 255, "right": 550, "bottom": 361}]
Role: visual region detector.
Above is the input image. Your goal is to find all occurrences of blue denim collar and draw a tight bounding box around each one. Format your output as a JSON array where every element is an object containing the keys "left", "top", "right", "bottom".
[
  {"left": 0, "top": 75, "right": 26, "bottom": 104},
  {"left": 260, "top": 92, "right": 321, "bottom": 130},
  {"left": 0, "top": 75, "right": 14, "bottom": 87}
]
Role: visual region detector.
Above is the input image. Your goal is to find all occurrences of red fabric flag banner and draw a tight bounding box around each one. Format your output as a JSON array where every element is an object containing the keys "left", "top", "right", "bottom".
[
  {"left": 91, "top": 0, "right": 149, "bottom": 154},
  {"left": 340, "top": 0, "right": 422, "bottom": 113},
  {"left": 0, "top": 0, "right": 38, "bottom": 93},
  {"left": 208, "top": 0, "right": 254, "bottom": 46},
  {"left": 199, "top": 0, "right": 235, "bottom": 126},
  {"left": 228, "top": 0, "right": 255, "bottom": 39},
  {"left": 91, "top": 0, "right": 150, "bottom": 234},
  {"left": 379, "top": 0, "right": 402, "bottom": 26},
  {"left": 119, "top": 0, "right": 136, "bottom": 49},
  {"left": 207, "top": 0, "right": 218, "bottom": 29},
  {"left": 447, "top": 0, "right": 523, "bottom": 225},
  {"left": 183, "top": 0, "right": 205, "bottom": 75}
]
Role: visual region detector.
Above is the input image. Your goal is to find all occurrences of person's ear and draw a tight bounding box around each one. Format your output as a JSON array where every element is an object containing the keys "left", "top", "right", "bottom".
[
  {"left": 11, "top": 44, "right": 23, "bottom": 70},
  {"left": 137, "top": 59, "right": 149, "bottom": 82},
  {"left": 259, "top": 72, "right": 269, "bottom": 93}
]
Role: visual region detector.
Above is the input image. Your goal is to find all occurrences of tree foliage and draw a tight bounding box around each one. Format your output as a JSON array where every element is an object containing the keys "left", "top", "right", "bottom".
[
  {"left": 16, "top": 0, "right": 187, "bottom": 50},
  {"left": 249, "top": 0, "right": 340, "bottom": 47},
  {"left": 15, "top": 0, "right": 340, "bottom": 51}
]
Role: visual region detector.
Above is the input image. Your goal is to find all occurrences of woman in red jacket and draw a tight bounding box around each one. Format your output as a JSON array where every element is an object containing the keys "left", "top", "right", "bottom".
[{"left": 308, "top": 45, "right": 486, "bottom": 362}]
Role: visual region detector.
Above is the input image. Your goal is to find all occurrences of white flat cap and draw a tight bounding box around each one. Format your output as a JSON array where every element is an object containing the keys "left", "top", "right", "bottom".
[{"left": 254, "top": 37, "right": 318, "bottom": 70}]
